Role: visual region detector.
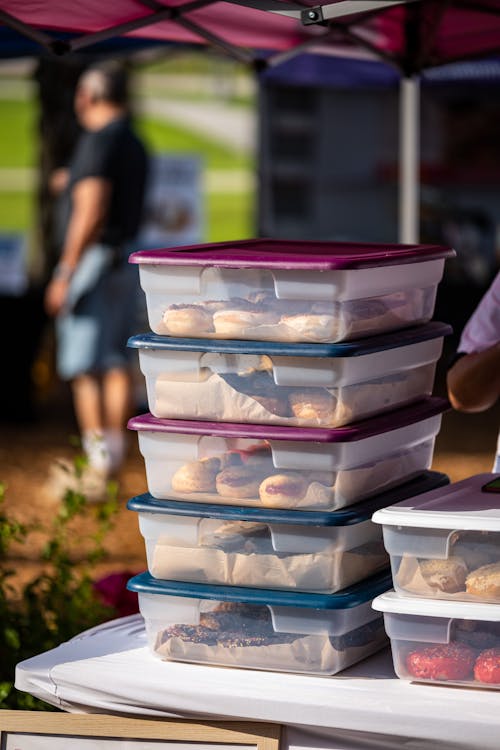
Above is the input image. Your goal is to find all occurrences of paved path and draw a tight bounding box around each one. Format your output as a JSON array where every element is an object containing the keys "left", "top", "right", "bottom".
[{"left": 138, "top": 96, "right": 256, "bottom": 153}]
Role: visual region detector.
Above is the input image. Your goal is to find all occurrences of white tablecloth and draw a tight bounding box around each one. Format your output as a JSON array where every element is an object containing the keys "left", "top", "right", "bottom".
[{"left": 15, "top": 615, "right": 500, "bottom": 750}]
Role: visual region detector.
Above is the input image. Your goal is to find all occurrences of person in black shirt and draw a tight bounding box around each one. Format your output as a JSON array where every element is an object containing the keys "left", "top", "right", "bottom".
[{"left": 45, "top": 62, "right": 148, "bottom": 481}]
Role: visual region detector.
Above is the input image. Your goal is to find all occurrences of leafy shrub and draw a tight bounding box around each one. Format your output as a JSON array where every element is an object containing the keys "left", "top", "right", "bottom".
[{"left": 0, "top": 469, "right": 120, "bottom": 710}]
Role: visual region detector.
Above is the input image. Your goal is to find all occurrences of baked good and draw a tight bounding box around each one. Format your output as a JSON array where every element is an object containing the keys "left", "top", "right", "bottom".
[
  {"left": 171, "top": 457, "right": 221, "bottom": 493},
  {"left": 215, "top": 466, "right": 263, "bottom": 499},
  {"left": 259, "top": 473, "right": 308, "bottom": 507},
  {"left": 405, "top": 642, "right": 476, "bottom": 681},
  {"left": 474, "top": 647, "right": 500, "bottom": 684},
  {"left": 288, "top": 389, "right": 337, "bottom": 426},
  {"left": 466, "top": 562, "right": 500, "bottom": 600},
  {"left": 281, "top": 302, "right": 339, "bottom": 342},
  {"left": 213, "top": 300, "right": 279, "bottom": 337},
  {"left": 154, "top": 601, "right": 385, "bottom": 673},
  {"left": 202, "top": 521, "right": 271, "bottom": 553},
  {"left": 418, "top": 556, "right": 468, "bottom": 593},
  {"left": 163, "top": 304, "right": 214, "bottom": 336}
]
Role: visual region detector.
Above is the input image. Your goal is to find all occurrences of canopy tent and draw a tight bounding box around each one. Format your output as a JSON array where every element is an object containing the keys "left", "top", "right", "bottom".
[{"left": 2, "top": 0, "right": 500, "bottom": 241}]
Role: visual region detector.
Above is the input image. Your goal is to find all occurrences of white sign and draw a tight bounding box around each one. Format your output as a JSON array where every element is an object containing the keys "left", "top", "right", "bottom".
[{"left": 139, "top": 154, "right": 203, "bottom": 249}]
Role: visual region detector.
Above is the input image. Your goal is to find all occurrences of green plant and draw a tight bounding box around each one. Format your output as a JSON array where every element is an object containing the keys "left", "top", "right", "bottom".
[{"left": 0, "top": 466, "right": 119, "bottom": 710}]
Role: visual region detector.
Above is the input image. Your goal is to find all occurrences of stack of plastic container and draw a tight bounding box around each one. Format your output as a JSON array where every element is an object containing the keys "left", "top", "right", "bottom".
[
  {"left": 373, "top": 473, "right": 500, "bottom": 690},
  {"left": 126, "top": 238, "right": 454, "bottom": 675}
]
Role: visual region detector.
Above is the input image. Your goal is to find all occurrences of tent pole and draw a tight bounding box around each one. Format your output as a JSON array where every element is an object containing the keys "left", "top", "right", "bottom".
[{"left": 399, "top": 74, "right": 420, "bottom": 244}]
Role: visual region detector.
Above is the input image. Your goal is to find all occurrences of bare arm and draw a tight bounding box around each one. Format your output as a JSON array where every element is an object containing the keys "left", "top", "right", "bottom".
[
  {"left": 447, "top": 343, "right": 500, "bottom": 412},
  {"left": 45, "top": 177, "right": 111, "bottom": 316}
]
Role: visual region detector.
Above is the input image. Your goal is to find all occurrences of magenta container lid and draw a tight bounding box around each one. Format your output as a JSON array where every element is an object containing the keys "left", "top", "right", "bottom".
[
  {"left": 129, "top": 238, "right": 455, "bottom": 271},
  {"left": 128, "top": 396, "right": 449, "bottom": 443}
]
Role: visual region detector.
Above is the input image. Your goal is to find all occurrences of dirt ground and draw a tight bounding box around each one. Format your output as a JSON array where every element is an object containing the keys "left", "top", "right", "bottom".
[{"left": 2, "top": 389, "right": 499, "bottom": 594}]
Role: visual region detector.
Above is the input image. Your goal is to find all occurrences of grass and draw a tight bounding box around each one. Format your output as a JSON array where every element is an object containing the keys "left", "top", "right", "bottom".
[
  {"left": 0, "top": 99, "right": 37, "bottom": 169},
  {"left": 0, "top": 192, "right": 34, "bottom": 231},
  {"left": 0, "top": 94, "right": 255, "bottom": 242}
]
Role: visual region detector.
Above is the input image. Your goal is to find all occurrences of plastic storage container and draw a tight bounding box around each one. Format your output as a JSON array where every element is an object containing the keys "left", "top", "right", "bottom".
[
  {"left": 373, "top": 590, "right": 500, "bottom": 690},
  {"left": 127, "top": 472, "right": 448, "bottom": 593},
  {"left": 128, "top": 322, "right": 451, "bottom": 428},
  {"left": 373, "top": 474, "right": 500, "bottom": 603},
  {"left": 129, "top": 239, "right": 455, "bottom": 343},
  {"left": 128, "top": 570, "right": 392, "bottom": 674},
  {"left": 128, "top": 397, "right": 448, "bottom": 512}
]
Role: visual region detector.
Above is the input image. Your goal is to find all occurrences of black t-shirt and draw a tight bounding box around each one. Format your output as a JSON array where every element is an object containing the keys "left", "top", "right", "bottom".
[{"left": 58, "top": 116, "right": 148, "bottom": 249}]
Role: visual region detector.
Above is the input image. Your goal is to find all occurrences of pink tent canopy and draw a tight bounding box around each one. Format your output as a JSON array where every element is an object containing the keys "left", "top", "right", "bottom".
[
  {"left": 3, "top": 0, "right": 500, "bottom": 243},
  {"left": 2, "top": 1, "right": 500, "bottom": 69}
]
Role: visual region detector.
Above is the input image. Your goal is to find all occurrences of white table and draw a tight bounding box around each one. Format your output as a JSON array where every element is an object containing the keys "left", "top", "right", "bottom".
[{"left": 16, "top": 615, "right": 500, "bottom": 750}]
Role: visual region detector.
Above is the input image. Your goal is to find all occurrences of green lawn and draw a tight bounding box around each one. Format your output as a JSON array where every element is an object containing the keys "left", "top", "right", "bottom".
[
  {"left": 0, "top": 95, "right": 255, "bottom": 242},
  {"left": 0, "top": 99, "right": 37, "bottom": 168}
]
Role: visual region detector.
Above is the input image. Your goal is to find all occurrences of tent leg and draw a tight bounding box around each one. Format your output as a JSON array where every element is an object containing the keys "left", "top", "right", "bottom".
[{"left": 399, "top": 75, "right": 420, "bottom": 244}]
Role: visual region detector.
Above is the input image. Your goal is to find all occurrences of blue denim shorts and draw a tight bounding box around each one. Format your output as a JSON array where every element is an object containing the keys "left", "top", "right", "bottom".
[{"left": 56, "top": 244, "right": 140, "bottom": 380}]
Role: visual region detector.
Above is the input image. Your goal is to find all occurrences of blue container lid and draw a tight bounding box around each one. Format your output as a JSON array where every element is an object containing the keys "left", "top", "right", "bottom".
[
  {"left": 127, "top": 471, "right": 449, "bottom": 527},
  {"left": 127, "top": 569, "right": 393, "bottom": 609},
  {"left": 128, "top": 322, "right": 452, "bottom": 358}
]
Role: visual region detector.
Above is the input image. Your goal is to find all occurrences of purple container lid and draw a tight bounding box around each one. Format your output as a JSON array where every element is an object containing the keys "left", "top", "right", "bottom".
[
  {"left": 128, "top": 396, "right": 449, "bottom": 443},
  {"left": 129, "top": 238, "right": 455, "bottom": 271}
]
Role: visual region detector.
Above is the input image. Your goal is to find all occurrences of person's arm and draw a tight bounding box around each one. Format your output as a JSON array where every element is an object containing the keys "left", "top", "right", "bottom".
[
  {"left": 45, "top": 176, "right": 111, "bottom": 316},
  {"left": 447, "top": 342, "right": 500, "bottom": 412}
]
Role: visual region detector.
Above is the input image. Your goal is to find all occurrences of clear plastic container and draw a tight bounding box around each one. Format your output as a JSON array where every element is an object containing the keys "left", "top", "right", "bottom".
[
  {"left": 373, "top": 473, "right": 500, "bottom": 603},
  {"left": 128, "top": 571, "right": 392, "bottom": 674},
  {"left": 128, "top": 398, "right": 448, "bottom": 512},
  {"left": 373, "top": 590, "right": 500, "bottom": 690},
  {"left": 127, "top": 473, "right": 447, "bottom": 593},
  {"left": 129, "top": 239, "right": 454, "bottom": 343},
  {"left": 129, "top": 323, "right": 451, "bottom": 428}
]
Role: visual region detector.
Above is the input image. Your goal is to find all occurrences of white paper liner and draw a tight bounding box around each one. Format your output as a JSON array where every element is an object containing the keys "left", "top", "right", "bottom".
[
  {"left": 153, "top": 368, "right": 430, "bottom": 428},
  {"left": 150, "top": 543, "right": 388, "bottom": 593},
  {"left": 154, "top": 627, "right": 388, "bottom": 675}
]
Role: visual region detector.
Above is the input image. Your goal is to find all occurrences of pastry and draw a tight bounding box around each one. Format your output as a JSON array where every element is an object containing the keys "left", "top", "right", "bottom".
[
  {"left": 466, "top": 562, "right": 500, "bottom": 600},
  {"left": 163, "top": 303, "right": 214, "bottom": 336},
  {"left": 155, "top": 601, "right": 383, "bottom": 663},
  {"left": 281, "top": 302, "right": 339, "bottom": 342},
  {"left": 215, "top": 466, "right": 263, "bottom": 498},
  {"left": 474, "top": 647, "right": 500, "bottom": 684},
  {"left": 259, "top": 473, "right": 308, "bottom": 507},
  {"left": 405, "top": 642, "right": 476, "bottom": 681},
  {"left": 418, "top": 556, "right": 468, "bottom": 593},
  {"left": 213, "top": 300, "right": 279, "bottom": 336},
  {"left": 171, "top": 457, "right": 221, "bottom": 493},
  {"left": 289, "top": 389, "right": 337, "bottom": 425}
]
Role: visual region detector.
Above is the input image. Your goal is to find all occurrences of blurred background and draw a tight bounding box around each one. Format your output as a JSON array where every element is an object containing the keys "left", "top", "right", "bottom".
[{"left": 0, "top": 37, "right": 499, "bottom": 590}]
